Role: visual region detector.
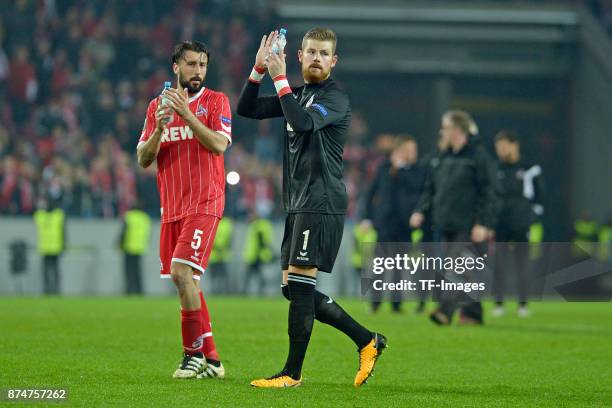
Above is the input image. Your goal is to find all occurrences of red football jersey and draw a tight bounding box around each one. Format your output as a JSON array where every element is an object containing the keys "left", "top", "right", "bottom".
[{"left": 138, "top": 87, "right": 232, "bottom": 223}]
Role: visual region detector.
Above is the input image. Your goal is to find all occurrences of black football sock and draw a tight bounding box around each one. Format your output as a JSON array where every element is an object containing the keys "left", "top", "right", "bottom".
[
  {"left": 281, "top": 284, "right": 372, "bottom": 350},
  {"left": 283, "top": 273, "right": 316, "bottom": 380},
  {"left": 314, "top": 290, "right": 372, "bottom": 349}
]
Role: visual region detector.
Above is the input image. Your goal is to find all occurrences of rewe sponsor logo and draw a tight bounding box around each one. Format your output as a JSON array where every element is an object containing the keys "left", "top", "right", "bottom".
[{"left": 161, "top": 126, "right": 194, "bottom": 143}]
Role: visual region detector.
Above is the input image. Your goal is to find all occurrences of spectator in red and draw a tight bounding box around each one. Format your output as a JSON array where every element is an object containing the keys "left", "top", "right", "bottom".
[
  {"left": 8, "top": 45, "right": 38, "bottom": 124},
  {"left": 41, "top": 156, "right": 70, "bottom": 207},
  {"left": 59, "top": 92, "right": 79, "bottom": 132},
  {"left": 227, "top": 17, "right": 250, "bottom": 89},
  {"left": 145, "top": 67, "right": 171, "bottom": 99},
  {"left": 114, "top": 151, "right": 136, "bottom": 216},
  {"left": 81, "top": 6, "right": 99, "bottom": 37},
  {"left": 51, "top": 50, "right": 72, "bottom": 98},
  {"left": 344, "top": 164, "right": 362, "bottom": 219},
  {"left": 90, "top": 155, "right": 115, "bottom": 218},
  {"left": 151, "top": 16, "right": 176, "bottom": 55},
  {"left": 0, "top": 156, "right": 34, "bottom": 214},
  {"left": 34, "top": 38, "right": 54, "bottom": 104},
  {"left": 242, "top": 164, "right": 275, "bottom": 217}
]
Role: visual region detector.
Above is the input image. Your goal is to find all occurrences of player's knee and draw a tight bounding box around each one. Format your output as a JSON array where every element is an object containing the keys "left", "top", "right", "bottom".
[
  {"left": 170, "top": 263, "right": 192, "bottom": 287},
  {"left": 287, "top": 264, "right": 317, "bottom": 277},
  {"left": 281, "top": 284, "right": 291, "bottom": 301}
]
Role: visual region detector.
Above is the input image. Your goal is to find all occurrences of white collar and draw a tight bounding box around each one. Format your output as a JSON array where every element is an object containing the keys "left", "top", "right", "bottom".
[{"left": 189, "top": 87, "right": 205, "bottom": 103}]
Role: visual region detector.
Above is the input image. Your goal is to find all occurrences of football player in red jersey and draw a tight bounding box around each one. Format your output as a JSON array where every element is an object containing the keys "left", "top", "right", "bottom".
[{"left": 137, "top": 41, "right": 231, "bottom": 379}]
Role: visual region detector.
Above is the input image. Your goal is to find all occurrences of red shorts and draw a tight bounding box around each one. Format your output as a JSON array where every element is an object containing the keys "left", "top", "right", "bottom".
[{"left": 159, "top": 214, "right": 220, "bottom": 280}]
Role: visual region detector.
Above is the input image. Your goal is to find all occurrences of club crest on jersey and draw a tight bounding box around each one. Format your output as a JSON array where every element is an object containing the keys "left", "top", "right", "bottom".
[
  {"left": 161, "top": 125, "right": 194, "bottom": 143},
  {"left": 196, "top": 104, "right": 207, "bottom": 117}
]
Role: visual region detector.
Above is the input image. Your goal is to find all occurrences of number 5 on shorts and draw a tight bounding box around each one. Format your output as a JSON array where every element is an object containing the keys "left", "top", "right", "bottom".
[{"left": 191, "top": 229, "right": 203, "bottom": 250}]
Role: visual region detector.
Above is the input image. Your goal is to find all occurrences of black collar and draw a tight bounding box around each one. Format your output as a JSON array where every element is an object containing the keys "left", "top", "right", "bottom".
[{"left": 304, "top": 77, "right": 332, "bottom": 91}]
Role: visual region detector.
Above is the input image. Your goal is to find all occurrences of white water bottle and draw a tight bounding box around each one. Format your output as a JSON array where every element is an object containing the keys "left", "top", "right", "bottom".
[
  {"left": 271, "top": 28, "right": 287, "bottom": 55},
  {"left": 160, "top": 81, "right": 172, "bottom": 124}
]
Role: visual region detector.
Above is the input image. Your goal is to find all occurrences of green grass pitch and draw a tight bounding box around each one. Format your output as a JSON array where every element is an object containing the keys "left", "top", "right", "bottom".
[{"left": 1, "top": 297, "right": 611, "bottom": 407}]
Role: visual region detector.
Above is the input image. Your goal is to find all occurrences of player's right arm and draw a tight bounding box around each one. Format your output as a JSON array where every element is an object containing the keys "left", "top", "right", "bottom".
[
  {"left": 137, "top": 99, "right": 173, "bottom": 168},
  {"left": 236, "top": 32, "right": 284, "bottom": 120}
]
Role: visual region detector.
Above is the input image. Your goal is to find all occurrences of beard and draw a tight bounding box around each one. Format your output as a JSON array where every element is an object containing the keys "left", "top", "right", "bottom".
[
  {"left": 178, "top": 74, "right": 204, "bottom": 94},
  {"left": 302, "top": 63, "right": 330, "bottom": 83}
]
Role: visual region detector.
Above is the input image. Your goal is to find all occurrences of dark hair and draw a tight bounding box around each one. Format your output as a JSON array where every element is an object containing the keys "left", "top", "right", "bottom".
[
  {"left": 171, "top": 41, "right": 210, "bottom": 65},
  {"left": 495, "top": 129, "right": 520, "bottom": 144}
]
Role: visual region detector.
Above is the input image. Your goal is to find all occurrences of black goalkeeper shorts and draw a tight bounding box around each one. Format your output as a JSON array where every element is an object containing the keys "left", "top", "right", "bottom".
[{"left": 281, "top": 213, "right": 344, "bottom": 273}]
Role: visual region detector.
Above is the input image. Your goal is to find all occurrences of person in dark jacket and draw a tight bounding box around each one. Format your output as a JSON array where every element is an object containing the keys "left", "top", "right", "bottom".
[
  {"left": 411, "top": 110, "right": 497, "bottom": 325},
  {"left": 413, "top": 133, "right": 451, "bottom": 313},
  {"left": 363, "top": 136, "right": 426, "bottom": 312},
  {"left": 493, "top": 130, "right": 544, "bottom": 318}
]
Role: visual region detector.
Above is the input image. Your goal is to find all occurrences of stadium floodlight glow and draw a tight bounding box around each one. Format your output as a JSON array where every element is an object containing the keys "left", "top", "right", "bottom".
[{"left": 226, "top": 171, "right": 240, "bottom": 185}]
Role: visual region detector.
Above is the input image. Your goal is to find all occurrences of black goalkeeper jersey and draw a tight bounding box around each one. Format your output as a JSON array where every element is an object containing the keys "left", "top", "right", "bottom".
[{"left": 237, "top": 77, "right": 350, "bottom": 214}]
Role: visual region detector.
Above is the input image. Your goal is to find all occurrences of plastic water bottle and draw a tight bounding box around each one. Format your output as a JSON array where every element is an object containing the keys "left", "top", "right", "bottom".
[
  {"left": 271, "top": 28, "right": 287, "bottom": 55},
  {"left": 160, "top": 81, "right": 172, "bottom": 124}
]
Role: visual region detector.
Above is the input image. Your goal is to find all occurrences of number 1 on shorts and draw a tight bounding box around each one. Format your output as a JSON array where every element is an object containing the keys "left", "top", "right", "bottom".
[{"left": 302, "top": 229, "right": 310, "bottom": 251}]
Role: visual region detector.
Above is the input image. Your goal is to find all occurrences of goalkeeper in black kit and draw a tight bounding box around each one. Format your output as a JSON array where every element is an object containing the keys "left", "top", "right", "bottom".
[{"left": 237, "top": 28, "right": 386, "bottom": 388}]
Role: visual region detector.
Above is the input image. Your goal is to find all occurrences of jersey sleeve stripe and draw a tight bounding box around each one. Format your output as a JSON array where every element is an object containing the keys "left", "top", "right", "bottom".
[{"left": 217, "top": 131, "right": 232, "bottom": 145}]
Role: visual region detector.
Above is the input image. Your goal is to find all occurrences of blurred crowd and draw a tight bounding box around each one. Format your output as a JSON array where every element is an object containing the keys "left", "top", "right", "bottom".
[
  {"left": 0, "top": 0, "right": 279, "bottom": 219},
  {"left": 1, "top": 0, "right": 611, "bottom": 220},
  {"left": 0, "top": 0, "right": 391, "bottom": 220},
  {"left": 0, "top": 0, "right": 388, "bottom": 220}
]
